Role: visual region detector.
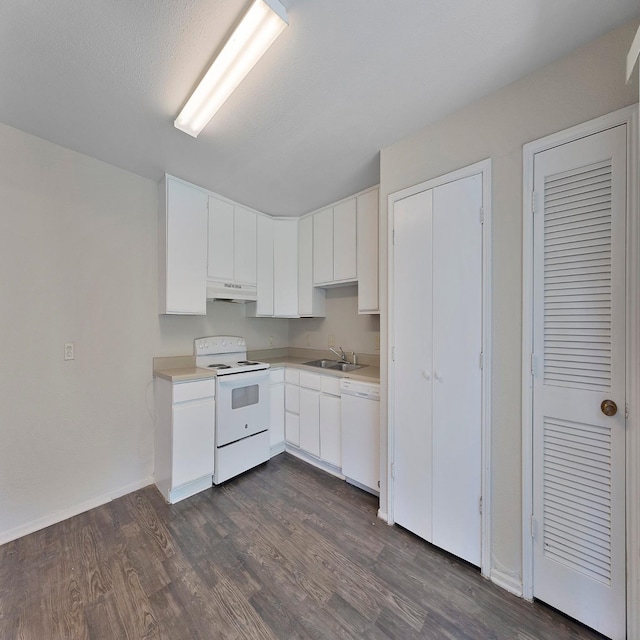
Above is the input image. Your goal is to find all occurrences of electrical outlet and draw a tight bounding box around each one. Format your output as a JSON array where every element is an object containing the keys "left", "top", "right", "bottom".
[
  {"left": 64, "top": 342, "right": 75, "bottom": 361},
  {"left": 306, "top": 333, "right": 311, "bottom": 347},
  {"left": 328, "top": 334, "right": 335, "bottom": 347},
  {"left": 374, "top": 334, "right": 380, "bottom": 351},
  {"left": 269, "top": 336, "right": 273, "bottom": 347}
]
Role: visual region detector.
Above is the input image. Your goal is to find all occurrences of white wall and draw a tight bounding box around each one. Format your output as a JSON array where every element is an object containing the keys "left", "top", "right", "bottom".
[
  {"left": 0, "top": 123, "right": 288, "bottom": 543},
  {"left": 379, "top": 20, "right": 639, "bottom": 588},
  {"left": 288, "top": 285, "right": 381, "bottom": 355}
]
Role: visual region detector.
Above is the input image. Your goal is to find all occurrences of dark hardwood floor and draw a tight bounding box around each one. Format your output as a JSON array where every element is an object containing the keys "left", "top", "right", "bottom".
[{"left": 0, "top": 454, "right": 603, "bottom": 639}]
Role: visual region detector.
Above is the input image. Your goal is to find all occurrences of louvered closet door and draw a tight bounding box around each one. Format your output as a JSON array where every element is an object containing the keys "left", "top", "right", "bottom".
[{"left": 532, "top": 125, "right": 626, "bottom": 640}]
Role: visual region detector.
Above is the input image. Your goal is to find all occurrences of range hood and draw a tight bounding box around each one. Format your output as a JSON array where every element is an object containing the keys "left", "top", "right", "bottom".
[{"left": 206, "top": 281, "right": 257, "bottom": 303}]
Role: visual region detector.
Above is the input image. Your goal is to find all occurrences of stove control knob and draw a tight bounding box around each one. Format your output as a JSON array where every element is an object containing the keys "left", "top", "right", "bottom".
[{"left": 222, "top": 339, "right": 227, "bottom": 347}]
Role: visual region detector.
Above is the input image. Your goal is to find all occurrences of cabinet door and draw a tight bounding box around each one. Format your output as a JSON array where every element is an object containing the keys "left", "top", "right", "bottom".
[
  {"left": 234, "top": 206, "right": 257, "bottom": 285},
  {"left": 333, "top": 198, "right": 357, "bottom": 281},
  {"left": 357, "top": 189, "right": 379, "bottom": 313},
  {"left": 320, "top": 393, "right": 341, "bottom": 467},
  {"left": 172, "top": 397, "right": 215, "bottom": 488},
  {"left": 299, "top": 387, "right": 320, "bottom": 457},
  {"left": 207, "top": 196, "right": 234, "bottom": 281},
  {"left": 285, "top": 383, "right": 299, "bottom": 414},
  {"left": 273, "top": 219, "right": 299, "bottom": 317},
  {"left": 269, "top": 382, "right": 284, "bottom": 447},
  {"left": 285, "top": 412, "right": 300, "bottom": 446},
  {"left": 255, "top": 214, "right": 274, "bottom": 315},
  {"left": 298, "top": 215, "right": 314, "bottom": 314},
  {"left": 162, "top": 177, "right": 208, "bottom": 315},
  {"left": 313, "top": 208, "right": 333, "bottom": 284}
]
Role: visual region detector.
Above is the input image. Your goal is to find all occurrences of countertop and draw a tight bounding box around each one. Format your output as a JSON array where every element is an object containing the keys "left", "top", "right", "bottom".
[{"left": 154, "top": 357, "right": 380, "bottom": 384}]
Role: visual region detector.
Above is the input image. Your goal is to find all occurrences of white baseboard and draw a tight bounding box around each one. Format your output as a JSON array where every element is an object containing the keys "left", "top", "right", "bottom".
[
  {"left": 270, "top": 442, "right": 286, "bottom": 457},
  {"left": 284, "top": 445, "right": 345, "bottom": 479},
  {"left": 377, "top": 509, "right": 390, "bottom": 523},
  {"left": 0, "top": 476, "right": 154, "bottom": 546},
  {"left": 490, "top": 568, "right": 524, "bottom": 598}
]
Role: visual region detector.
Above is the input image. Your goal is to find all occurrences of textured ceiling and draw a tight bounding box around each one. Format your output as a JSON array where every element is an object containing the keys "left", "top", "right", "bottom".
[{"left": 0, "top": 1, "right": 638, "bottom": 215}]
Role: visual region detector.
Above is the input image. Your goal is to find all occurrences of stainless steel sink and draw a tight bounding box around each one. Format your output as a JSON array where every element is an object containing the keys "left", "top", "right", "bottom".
[
  {"left": 303, "top": 360, "right": 367, "bottom": 372},
  {"left": 303, "top": 359, "right": 338, "bottom": 368}
]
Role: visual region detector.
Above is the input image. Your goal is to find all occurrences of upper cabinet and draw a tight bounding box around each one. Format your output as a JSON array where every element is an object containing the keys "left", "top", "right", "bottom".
[
  {"left": 207, "top": 196, "right": 257, "bottom": 286},
  {"left": 273, "top": 218, "right": 299, "bottom": 317},
  {"left": 158, "top": 175, "right": 208, "bottom": 315},
  {"left": 298, "top": 215, "right": 326, "bottom": 317},
  {"left": 159, "top": 174, "right": 379, "bottom": 317},
  {"left": 356, "top": 188, "right": 379, "bottom": 314},
  {"left": 313, "top": 199, "right": 357, "bottom": 286}
]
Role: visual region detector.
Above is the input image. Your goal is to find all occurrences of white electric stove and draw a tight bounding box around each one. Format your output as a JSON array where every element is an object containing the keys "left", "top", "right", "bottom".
[{"left": 194, "top": 336, "right": 270, "bottom": 484}]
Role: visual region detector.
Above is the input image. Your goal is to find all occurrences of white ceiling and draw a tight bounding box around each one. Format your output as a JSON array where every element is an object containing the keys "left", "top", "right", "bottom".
[{"left": 1, "top": 1, "right": 638, "bottom": 216}]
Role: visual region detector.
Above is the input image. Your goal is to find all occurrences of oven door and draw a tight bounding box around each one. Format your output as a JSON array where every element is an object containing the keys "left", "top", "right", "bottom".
[{"left": 215, "top": 370, "right": 270, "bottom": 447}]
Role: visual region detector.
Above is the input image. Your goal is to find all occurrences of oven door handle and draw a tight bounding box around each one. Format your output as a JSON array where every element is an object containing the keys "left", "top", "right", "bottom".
[{"left": 216, "top": 370, "right": 270, "bottom": 386}]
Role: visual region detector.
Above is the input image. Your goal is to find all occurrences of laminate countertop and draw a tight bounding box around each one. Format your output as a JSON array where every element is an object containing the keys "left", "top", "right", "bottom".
[{"left": 154, "top": 357, "right": 380, "bottom": 384}]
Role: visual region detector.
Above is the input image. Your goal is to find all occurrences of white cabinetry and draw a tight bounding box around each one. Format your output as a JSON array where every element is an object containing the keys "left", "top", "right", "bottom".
[
  {"left": 269, "top": 368, "right": 285, "bottom": 453},
  {"left": 158, "top": 175, "right": 208, "bottom": 315},
  {"left": 357, "top": 188, "right": 379, "bottom": 314},
  {"left": 246, "top": 214, "right": 274, "bottom": 316},
  {"left": 299, "top": 372, "right": 321, "bottom": 457},
  {"left": 285, "top": 368, "right": 300, "bottom": 446},
  {"left": 320, "top": 376, "right": 341, "bottom": 467},
  {"left": 298, "top": 214, "right": 326, "bottom": 317},
  {"left": 207, "top": 196, "right": 257, "bottom": 285},
  {"left": 273, "top": 218, "right": 299, "bottom": 317},
  {"left": 313, "top": 200, "right": 357, "bottom": 286},
  {"left": 154, "top": 377, "right": 215, "bottom": 503}
]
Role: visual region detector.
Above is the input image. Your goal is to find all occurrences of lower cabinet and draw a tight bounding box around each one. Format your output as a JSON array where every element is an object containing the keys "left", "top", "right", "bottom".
[
  {"left": 299, "top": 372, "right": 321, "bottom": 456},
  {"left": 283, "top": 368, "right": 343, "bottom": 471},
  {"left": 269, "top": 368, "right": 285, "bottom": 452},
  {"left": 320, "top": 385, "right": 341, "bottom": 467},
  {"left": 154, "top": 377, "right": 215, "bottom": 504}
]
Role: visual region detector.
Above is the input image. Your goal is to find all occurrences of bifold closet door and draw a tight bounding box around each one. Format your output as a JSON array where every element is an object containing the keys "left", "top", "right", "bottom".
[
  {"left": 392, "top": 189, "right": 433, "bottom": 542},
  {"left": 431, "top": 175, "right": 483, "bottom": 566},
  {"left": 392, "top": 174, "right": 483, "bottom": 567}
]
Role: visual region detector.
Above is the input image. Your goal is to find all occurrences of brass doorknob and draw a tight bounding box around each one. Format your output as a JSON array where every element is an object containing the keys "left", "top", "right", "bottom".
[{"left": 601, "top": 399, "right": 617, "bottom": 417}]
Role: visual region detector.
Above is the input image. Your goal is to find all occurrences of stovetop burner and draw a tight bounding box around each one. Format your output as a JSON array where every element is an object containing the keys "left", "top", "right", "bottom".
[
  {"left": 237, "top": 361, "right": 259, "bottom": 366},
  {"left": 207, "top": 363, "right": 231, "bottom": 369}
]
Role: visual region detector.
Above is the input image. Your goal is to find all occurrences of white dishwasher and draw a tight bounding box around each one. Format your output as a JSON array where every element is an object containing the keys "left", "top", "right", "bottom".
[{"left": 340, "top": 379, "right": 380, "bottom": 495}]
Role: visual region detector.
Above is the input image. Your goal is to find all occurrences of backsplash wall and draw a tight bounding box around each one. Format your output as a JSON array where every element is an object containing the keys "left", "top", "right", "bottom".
[{"left": 288, "top": 286, "right": 381, "bottom": 356}]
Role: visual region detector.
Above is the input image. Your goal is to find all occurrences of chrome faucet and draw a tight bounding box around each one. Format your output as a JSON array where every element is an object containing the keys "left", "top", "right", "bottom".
[{"left": 329, "top": 346, "right": 348, "bottom": 362}]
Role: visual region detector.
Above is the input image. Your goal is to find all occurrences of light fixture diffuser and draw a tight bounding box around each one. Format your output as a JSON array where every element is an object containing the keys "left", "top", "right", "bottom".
[{"left": 174, "top": 0, "right": 288, "bottom": 137}]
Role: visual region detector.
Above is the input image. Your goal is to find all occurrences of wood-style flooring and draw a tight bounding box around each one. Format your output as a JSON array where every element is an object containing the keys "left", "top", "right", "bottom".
[{"left": 0, "top": 453, "right": 603, "bottom": 639}]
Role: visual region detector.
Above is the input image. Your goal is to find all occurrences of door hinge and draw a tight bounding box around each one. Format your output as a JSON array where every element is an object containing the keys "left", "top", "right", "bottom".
[
  {"left": 479, "top": 352, "right": 484, "bottom": 369},
  {"left": 391, "top": 463, "right": 395, "bottom": 479},
  {"left": 392, "top": 229, "right": 395, "bottom": 245},
  {"left": 480, "top": 207, "right": 484, "bottom": 224},
  {"left": 625, "top": 403, "right": 629, "bottom": 420},
  {"left": 530, "top": 353, "right": 536, "bottom": 377},
  {"left": 479, "top": 496, "right": 483, "bottom": 515},
  {"left": 531, "top": 191, "right": 538, "bottom": 215},
  {"left": 392, "top": 346, "right": 395, "bottom": 362},
  {"left": 530, "top": 515, "right": 537, "bottom": 539}
]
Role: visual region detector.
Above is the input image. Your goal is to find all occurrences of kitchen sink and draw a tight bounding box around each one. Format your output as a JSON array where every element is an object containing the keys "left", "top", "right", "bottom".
[{"left": 303, "top": 360, "right": 367, "bottom": 372}]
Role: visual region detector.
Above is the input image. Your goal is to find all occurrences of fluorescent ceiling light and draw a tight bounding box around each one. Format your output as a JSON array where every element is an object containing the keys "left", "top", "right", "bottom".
[{"left": 174, "top": 0, "right": 288, "bottom": 137}]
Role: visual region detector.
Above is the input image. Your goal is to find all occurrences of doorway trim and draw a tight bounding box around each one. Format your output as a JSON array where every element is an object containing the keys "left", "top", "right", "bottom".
[
  {"left": 521, "top": 104, "right": 639, "bottom": 638},
  {"left": 386, "top": 158, "right": 492, "bottom": 578}
]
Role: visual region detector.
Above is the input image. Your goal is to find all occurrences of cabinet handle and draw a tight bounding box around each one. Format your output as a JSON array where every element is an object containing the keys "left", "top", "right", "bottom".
[
  {"left": 422, "top": 370, "right": 431, "bottom": 381},
  {"left": 434, "top": 371, "right": 443, "bottom": 382}
]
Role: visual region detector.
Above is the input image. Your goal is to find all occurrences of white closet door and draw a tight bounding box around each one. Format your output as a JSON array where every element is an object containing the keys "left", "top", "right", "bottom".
[
  {"left": 532, "top": 126, "right": 626, "bottom": 640},
  {"left": 431, "top": 174, "right": 483, "bottom": 567},
  {"left": 392, "top": 189, "right": 433, "bottom": 541}
]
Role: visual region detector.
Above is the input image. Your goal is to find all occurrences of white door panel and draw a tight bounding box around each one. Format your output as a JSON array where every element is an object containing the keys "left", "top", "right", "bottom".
[
  {"left": 532, "top": 125, "right": 627, "bottom": 640},
  {"left": 431, "top": 175, "right": 483, "bottom": 566},
  {"left": 392, "top": 189, "right": 433, "bottom": 541}
]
